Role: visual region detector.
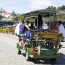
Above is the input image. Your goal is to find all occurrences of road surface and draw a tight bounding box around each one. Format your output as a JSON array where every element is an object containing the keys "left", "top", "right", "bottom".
[{"left": 0, "top": 33, "right": 65, "bottom": 65}]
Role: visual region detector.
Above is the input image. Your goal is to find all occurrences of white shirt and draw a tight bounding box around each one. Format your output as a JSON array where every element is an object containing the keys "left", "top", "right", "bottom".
[
  {"left": 15, "top": 23, "right": 20, "bottom": 35},
  {"left": 42, "top": 23, "right": 48, "bottom": 30},
  {"left": 59, "top": 24, "right": 65, "bottom": 41},
  {"left": 58, "top": 24, "right": 65, "bottom": 33}
]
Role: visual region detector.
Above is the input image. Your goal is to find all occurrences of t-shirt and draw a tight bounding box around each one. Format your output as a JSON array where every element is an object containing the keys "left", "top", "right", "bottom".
[
  {"left": 25, "top": 31, "right": 31, "bottom": 39},
  {"left": 59, "top": 24, "right": 65, "bottom": 41},
  {"left": 19, "top": 23, "right": 25, "bottom": 34},
  {"left": 58, "top": 24, "right": 65, "bottom": 33},
  {"left": 15, "top": 23, "right": 20, "bottom": 35}
]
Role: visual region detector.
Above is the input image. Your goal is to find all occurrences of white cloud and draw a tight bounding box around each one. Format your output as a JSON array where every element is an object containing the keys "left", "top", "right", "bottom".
[{"left": 31, "top": 0, "right": 52, "bottom": 10}]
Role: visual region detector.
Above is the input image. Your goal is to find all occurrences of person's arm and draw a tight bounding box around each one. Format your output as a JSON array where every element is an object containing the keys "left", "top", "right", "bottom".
[{"left": 25, "top": 23, "right": 30, "bottom": 30}]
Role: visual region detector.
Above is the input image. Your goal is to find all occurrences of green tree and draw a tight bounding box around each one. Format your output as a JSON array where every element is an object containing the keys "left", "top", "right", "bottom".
[
  {"left": 46, "top": 6, "right": 56, "bottom": 11},
  {"left": 12, "top": 16, "right": 19, "bottom": 21},
  {"left": 57, "top": 5, "right": 65, "bottom": 10},
  {"left": 18, "top": 15, "right": 25, "bottom": 21}
]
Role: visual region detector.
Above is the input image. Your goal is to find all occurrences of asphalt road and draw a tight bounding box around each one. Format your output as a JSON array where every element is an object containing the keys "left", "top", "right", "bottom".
[{"left": 0, "top": 33, "right": 65, "bottom": 65}]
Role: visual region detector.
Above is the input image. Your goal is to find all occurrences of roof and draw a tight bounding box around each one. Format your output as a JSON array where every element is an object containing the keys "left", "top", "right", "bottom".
[{"left": 23, "top": 9, "right": 56, "bottom": 17}]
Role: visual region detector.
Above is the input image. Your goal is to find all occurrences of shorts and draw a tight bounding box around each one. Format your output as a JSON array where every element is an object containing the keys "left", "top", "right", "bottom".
[
  {"left": 18, "top": 33, "right": 26, "bottom": 42},
  {"left": 19, "top": 33, "right": 26, "bottom": 37},
  {"left": 26, "top": 38, "right": 30, "bottom": 42}
]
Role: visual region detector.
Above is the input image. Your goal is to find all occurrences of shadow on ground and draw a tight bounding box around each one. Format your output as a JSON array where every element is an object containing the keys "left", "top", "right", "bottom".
[
  {"left": 19, "top": 53, "right": 65, "bottom": 65},
  {"left": 28, "top": 54, "right": 65, "bottom": 65}
]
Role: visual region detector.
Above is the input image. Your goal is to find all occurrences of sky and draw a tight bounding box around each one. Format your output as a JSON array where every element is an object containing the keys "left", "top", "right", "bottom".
[{"left": 0, "top": 0, "right": 65, "bottom": 14}]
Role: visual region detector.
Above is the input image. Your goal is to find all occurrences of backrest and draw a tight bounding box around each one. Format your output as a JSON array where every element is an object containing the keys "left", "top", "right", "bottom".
[{"left": 37, "top": 32, "right": 63, "bottom": 40}]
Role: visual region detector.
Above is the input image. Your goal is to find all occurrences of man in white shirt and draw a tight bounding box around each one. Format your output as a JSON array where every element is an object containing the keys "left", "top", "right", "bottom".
[
  {"left": 15, "top": 22, "right": 21, "bottom": 35},
  {"left": 58, "top": 21, "right": 65, "bottom": 41}
]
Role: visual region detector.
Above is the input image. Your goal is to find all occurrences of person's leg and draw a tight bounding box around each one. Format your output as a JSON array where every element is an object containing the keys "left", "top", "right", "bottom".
[
  {"left": 24, "top": 41, "right": 28, "bottom": 51},
  {"left": 19, "top": 36, "right": 21, "bottom": 42}
]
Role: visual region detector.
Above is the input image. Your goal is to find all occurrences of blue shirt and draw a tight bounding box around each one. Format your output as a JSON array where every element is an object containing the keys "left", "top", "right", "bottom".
[
  {"left": 19, "top": 23, "right": 25, "bottom": 34},
  {"left": 26, "top": 31, "right": 31, "bottom": 39}
]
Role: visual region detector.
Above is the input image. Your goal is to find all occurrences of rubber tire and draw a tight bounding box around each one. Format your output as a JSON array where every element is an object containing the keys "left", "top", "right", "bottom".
[
  {"left": 59, "top": 45, "right": 62, "bottom": 49},
  {"left": 18, "top": 49, "right": 21, "bottom": 54},
  {"left": 51, "top": 58, "right": 56, "bottom": 62}
]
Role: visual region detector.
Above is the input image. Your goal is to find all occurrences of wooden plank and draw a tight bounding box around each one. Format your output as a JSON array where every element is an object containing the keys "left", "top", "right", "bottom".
[{"left": 38, "top": 32, "right": 58, "bottom": 39}]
